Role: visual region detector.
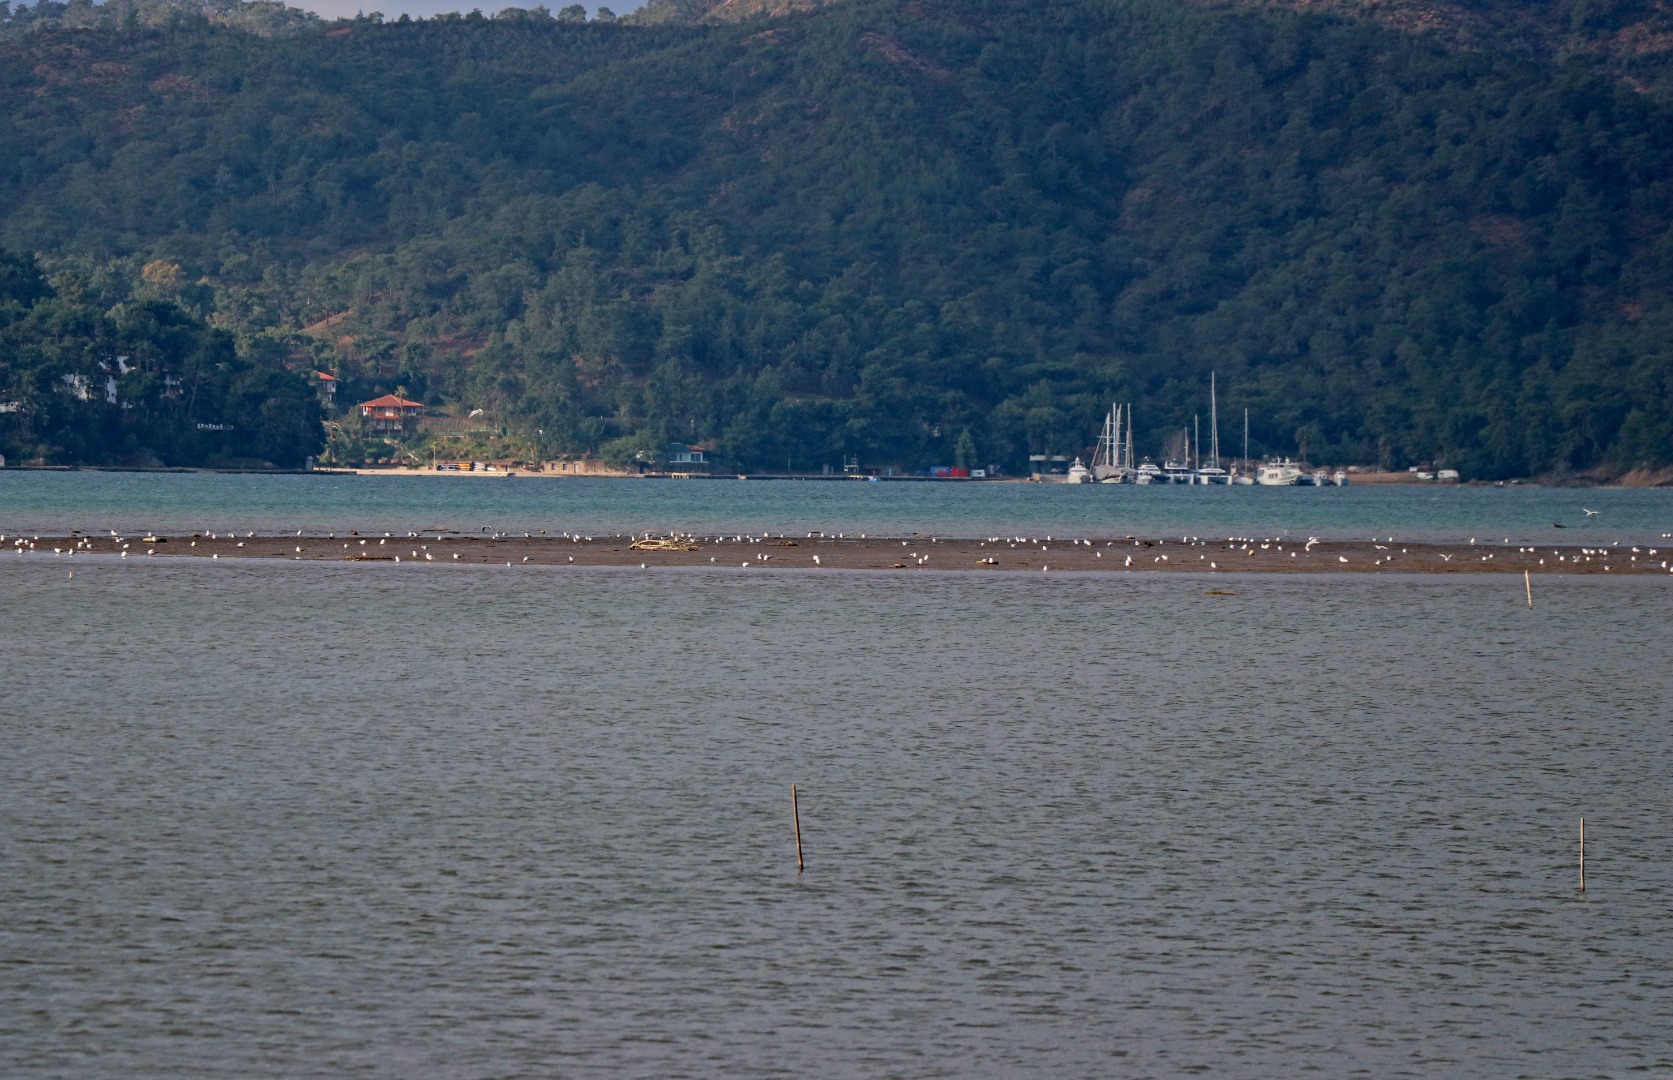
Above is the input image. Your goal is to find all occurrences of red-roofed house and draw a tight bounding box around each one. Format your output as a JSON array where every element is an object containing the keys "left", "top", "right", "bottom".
[
  {"left": 315, "top": 371, "right": 337, "bottom": 405},
  {"left": 357, "top": 393, "right": 424, "bottom": 436}
]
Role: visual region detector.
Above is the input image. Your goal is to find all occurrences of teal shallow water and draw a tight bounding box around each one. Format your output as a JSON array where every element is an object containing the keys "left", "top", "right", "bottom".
[
  {"left": 2, "top": 557, "right": 1671, "bottom": 1077},
  {"left": 3, "top": 470, "right": 1673, "bottom": 542}
]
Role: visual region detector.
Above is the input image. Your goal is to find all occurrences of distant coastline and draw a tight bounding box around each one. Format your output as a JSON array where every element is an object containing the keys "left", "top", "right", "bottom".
[{"left": 7, "top": 463, "right": 1673, "bottom": 487}]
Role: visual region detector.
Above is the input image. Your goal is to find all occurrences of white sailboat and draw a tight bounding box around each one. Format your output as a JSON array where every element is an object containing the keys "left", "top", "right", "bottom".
[
  {"left": 1234, "top": 407, "right": 1255, "bottom": 483},
  {"left": 1195, "top": 373, "right": 1229, "bottom": 483},
  {"left": 1090, "top": 403, "right": 1129, "bottom": 482},
  {"left": 1118, "top": 411, "right": 1134, "bottom": 482},
  {"left": 1162, "top": 435, "right": 1192, "bottom": 483}
]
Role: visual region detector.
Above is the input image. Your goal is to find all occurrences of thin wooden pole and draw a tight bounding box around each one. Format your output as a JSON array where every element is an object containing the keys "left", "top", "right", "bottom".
[
  {"left": 1579, "top": 817, "right": 1585, "bottom": 893},
  {"left": 1525, "top": 569, "right": 1533, "bottom": 610},
  {"left": 792, "top": 783, "right": 805, "bottom": 873}
]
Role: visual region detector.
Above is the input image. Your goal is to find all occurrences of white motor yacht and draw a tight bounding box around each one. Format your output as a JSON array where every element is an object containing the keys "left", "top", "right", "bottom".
[
  {"left": 1256, "top": 459, "right": 1303, "bottom": 486},
  {"left": 1064, "top": 457, "right": 1091, "bottom": 484}
]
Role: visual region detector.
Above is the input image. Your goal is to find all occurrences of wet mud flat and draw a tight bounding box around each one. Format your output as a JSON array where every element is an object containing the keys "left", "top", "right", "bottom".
[{"left": 18, "top": 530, "right": 1673, "bottom": 575}]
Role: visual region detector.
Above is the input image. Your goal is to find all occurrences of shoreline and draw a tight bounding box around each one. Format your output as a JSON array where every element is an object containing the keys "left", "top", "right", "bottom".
[
  {"left": 14, "top": 532, "right": 1672, "bottom": 576},
  {"left": 5, "top": 464, "right": 1673, "bottom": 486}
]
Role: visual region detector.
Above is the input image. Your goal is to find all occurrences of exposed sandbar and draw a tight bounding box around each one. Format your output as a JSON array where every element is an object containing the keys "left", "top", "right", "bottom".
[{"left": 23, "top": 532, "right": 1671, "bottom": 576}]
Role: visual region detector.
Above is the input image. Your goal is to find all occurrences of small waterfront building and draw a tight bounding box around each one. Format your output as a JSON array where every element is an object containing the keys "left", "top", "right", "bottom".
[
  {"left": 546, "top": 457, "right": 616, "bottom": 475},
  {"left": 357, "top": 393, "right": 424, "bottom": 436},
  {"left": 669, "top": 444, "right": 708, "bottom": 466}
]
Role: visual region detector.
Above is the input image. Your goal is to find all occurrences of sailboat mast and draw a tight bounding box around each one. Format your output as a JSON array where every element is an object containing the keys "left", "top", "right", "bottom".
[
  {"left": 1194, "top": 415, "right": 1200, "bottom": 471},
  {"left": 1126, "top": 405, "right": 1134, "bottom": 470},
  {"left": 1243, "top": 408, "right": 1249, "bottom": 470},
  {"left": 1210, "top": 372, "right": 1219, "bottom": 469}
]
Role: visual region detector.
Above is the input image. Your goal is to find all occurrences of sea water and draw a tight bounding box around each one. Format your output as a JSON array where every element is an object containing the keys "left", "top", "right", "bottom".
[
  {"left": 3, "top": 469, "right": 1673, "bottom": 543},
  {"left": 2, "top": 557, "right": 1670, "bottom": 1077}
]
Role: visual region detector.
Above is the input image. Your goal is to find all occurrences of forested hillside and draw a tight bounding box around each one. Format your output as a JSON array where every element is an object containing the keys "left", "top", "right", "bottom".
[
  {"left": 0, "top": 247, "right": 320, "bottom": 467},
  {"left": 1210, "top": 0, "right": 1673, "bottom": 102},
  {"left": 2, "top": 0, "right": 1672, "bottom": 476},
  {"left": 655, "top": 0, "right": 1673, "bottom": 101}
]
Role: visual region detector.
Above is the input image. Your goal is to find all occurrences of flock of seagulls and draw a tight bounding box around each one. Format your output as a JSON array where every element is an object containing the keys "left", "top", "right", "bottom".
[{"left": 13, "top": 507, "right": 1668, "bottom": 579}]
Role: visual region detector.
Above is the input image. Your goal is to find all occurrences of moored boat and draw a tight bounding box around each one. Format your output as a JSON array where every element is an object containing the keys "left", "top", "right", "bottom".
[
  {"left": 1194, "top": 465, "right": 1230, "bottom": 484},
  {"left": 1090, "top": 403, "right": 1131, "bottom": 482},
  {"left": 1256, "top": 459, "right": 1303, "bottom": 486}
]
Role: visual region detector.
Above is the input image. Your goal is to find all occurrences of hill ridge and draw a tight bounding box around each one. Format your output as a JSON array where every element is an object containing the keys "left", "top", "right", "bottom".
[{"left": 1, "top": 0, "right": 1671, "bottom": 475}]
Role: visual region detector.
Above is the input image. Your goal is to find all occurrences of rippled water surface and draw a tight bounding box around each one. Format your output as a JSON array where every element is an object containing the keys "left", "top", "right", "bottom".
[
  {"left": 5, "top": 469, "right": 1673, "bottom": 542},
  {"left": 3, "top": 559, "right": 1671, "bottom": 1077}
]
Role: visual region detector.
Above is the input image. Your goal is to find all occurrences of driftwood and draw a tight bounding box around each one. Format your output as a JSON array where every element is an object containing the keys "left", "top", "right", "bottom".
[{"left": 629, "top": 537, "right": 699, "bottom": 552}]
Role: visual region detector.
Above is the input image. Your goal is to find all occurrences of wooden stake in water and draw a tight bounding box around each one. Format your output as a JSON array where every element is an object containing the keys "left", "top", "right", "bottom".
[
  {"left": 792, "top": 783, "right": 805, "bottom": 873},
  {"left": 1525, "top": 569, "right": 1533, "bottom": 610},
  {"left": 1579, "top": 817, "right": 1585, "bottom": 893}
]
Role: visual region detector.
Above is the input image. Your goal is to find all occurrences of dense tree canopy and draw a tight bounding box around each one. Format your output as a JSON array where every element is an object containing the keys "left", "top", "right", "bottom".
[
  {"left": 0, "top": 247, "right": 322, "bottom": 466},
  {"left": 2, "top": 0, "right": 1671, "bottom": 475}
]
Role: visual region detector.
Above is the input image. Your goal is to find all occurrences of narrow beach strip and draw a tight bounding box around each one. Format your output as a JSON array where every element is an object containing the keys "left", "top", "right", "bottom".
[{"left": 17, "top": 532, "right": 1670, "bottom": 575}]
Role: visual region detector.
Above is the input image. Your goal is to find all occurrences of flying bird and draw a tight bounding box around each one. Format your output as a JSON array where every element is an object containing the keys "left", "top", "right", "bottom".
[{"left": 1583, "top": 508, "right": 1599, "bottom": 516}]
